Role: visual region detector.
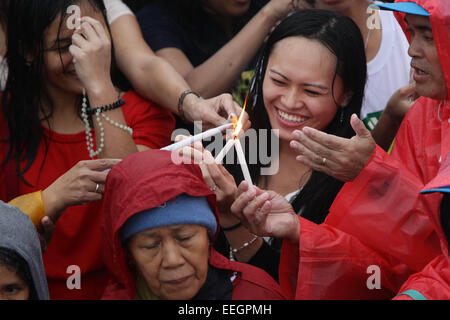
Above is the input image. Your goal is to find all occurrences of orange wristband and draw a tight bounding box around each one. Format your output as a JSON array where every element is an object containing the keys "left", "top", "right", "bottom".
[{"left": 8, "top": 191, "right": 46, "bottom": 228}]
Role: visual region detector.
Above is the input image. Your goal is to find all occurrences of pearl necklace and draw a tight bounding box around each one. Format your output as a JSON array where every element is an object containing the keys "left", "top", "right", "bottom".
[{"left": 81, "top": 88, "right": 133, "bottom": 158}]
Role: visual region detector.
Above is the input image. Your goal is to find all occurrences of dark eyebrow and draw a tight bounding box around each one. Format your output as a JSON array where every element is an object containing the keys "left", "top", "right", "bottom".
[
  {"left": 405, "top": 18, "right": 433, "bottom": 32},
  {"left": 270, "top": 68, "right": 329, "bottom": 91},
  {"left": 304, "top": 83, "right": 329, "bottom": 91},
  {"left": 269, "top": 68, "right": 289, "bottom": 81}
]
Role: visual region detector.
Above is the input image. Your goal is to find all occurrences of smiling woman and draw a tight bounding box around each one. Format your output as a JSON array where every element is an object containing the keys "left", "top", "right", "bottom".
[
  {"left": 0, "top": 0, "right": 174, "bottom": 299},
  {"left": 190, "top": 9, "right": 368, "bottom": 280}
]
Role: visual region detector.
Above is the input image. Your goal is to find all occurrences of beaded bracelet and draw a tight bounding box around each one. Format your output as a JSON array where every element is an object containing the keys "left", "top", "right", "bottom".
[
  {"left": 229, "top": 234, "right": 259, "bottom": 261},
  {"left": 178, "top": 90, "right": 201, "bottom": 122},
  {"left": 86, "top": 98, "right": 125, "bottom": 115}
]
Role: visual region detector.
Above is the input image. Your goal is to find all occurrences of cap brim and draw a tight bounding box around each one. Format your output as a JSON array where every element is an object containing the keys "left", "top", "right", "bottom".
[
  {"left": 420, "top": 187, "right": 450, "bottom": 194},
  {"left": 371, "top": 2, "right": 429, "bottom": 16}
]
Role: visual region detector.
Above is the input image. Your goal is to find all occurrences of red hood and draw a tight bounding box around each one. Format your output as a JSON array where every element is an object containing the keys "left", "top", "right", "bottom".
[
  {"left": 394, "top": 0, "right": 450, "bottom": 100},
  {"left": 100, "top": 149, "right": 220, "bottom": 299}
]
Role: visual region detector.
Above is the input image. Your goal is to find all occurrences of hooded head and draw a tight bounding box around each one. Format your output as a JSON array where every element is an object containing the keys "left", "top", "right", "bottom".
[
  {"left": 101, "top": 150, "right": 221, "bottom": 300},
  {"left": 0, "top": 202, "right": 49, "bottom": 300},
  {"left": 374, "top": 0, "right": 450, "bottom": 101},
  {"left": 421, "top": 152, "right": 450, "bottom": 259}
]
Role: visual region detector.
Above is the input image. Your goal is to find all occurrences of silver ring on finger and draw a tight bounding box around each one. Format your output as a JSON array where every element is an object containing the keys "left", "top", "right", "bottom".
[
  {"left": 321, "top": 157, "right": 327, "bottom": 166},
  {"left": 210, "top": 185, "right": 217, "bottom": 191},
  {"left": 95, "top": 183, "right": 100, "bottom": 193}
]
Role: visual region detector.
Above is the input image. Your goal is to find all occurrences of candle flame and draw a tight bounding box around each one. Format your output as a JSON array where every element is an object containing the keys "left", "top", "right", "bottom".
[{"left": 233, "top": 93, "right": 248, "bottom": 139}]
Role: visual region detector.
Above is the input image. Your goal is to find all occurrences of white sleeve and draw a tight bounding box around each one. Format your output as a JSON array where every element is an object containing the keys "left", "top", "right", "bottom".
[{"left": 103, "top": 0, "right": 134, "bottom": 25}]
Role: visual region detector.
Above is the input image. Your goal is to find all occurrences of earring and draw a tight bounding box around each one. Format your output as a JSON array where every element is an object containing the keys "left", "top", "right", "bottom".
[{"left": 339, "top": 107, "right": 345, "bottom": 126}]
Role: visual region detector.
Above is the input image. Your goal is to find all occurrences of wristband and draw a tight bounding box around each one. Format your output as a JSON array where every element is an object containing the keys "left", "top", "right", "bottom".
[{"left": 178, "top": 90, "right": 201, "bottom": 122}]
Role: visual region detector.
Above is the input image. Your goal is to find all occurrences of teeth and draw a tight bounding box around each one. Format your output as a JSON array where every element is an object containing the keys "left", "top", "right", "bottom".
[{"left": 278, "top": 109, "right": 306, "bottom": 123}]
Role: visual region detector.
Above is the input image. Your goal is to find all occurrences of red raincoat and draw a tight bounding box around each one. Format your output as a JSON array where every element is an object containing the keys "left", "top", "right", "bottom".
[
  {"left": 394, "top": 154, "right": 450, "bottom": 300},
  {"left": 279, "top": 0, "right": 450, "bottom": 300},
  {"left": 100, "top": 149, "right": 285, "bottom": 300}
]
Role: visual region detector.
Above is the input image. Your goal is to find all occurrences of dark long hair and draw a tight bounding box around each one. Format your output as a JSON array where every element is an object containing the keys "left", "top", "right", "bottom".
[
  {"left": 1, "top": 0, "right": 122, "bottom": 186},
  {"left": 233, "top": 9, "right": 367, "bottom": 224}
]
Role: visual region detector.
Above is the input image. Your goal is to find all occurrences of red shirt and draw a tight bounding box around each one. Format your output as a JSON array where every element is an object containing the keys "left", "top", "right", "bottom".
[{"left": 0, "top": 91, "right": 175, "bottom": 299}]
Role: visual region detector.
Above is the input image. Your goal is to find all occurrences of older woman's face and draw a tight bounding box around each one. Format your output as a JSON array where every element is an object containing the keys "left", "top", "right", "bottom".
[
  {"left": 128, "top": 224, "right": 209, "bottom": 300},
  {"left": 263, "top": 36, "right": 347, "bottom": 142}
]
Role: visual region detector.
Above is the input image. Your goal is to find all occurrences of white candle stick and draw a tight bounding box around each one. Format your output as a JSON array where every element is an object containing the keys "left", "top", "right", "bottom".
[
  {"left": 215, "top": 139, "right": 235, "bottom": 164},
  {"left": 234, "top": 138, "right": 253, "bottom": 187},
  {"left": 161, "top": 123, "right": 233, "bottom": 151}
]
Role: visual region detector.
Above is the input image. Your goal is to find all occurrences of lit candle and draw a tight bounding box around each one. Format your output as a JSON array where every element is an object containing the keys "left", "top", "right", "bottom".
[
  {"left": 234, "top": 138, "right": 253, "bottom": 187},
  {"left": 161, "top": 123, "right": 233, "bottom": 151}
]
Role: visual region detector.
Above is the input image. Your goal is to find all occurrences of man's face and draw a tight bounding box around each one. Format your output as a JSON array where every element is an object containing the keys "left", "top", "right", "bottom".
[{"left": 406, "top": 14, "right": 447, "bottom": 100}]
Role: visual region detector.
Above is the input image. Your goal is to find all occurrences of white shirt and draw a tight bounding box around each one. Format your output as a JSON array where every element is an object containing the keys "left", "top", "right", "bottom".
[{"left": 361, "top": 9, "right": 411, "bottom": 129}]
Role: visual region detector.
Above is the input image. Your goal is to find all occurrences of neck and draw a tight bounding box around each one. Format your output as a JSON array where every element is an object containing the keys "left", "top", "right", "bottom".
[
  {"left": 260, "top": 139, "right": 311, "bottom": 196},
  {"left": 41, "top": 86, "right": 84, "bottom": 134},
  {"left": 340, "top": 0, "right": 381, "bottom": 62}
]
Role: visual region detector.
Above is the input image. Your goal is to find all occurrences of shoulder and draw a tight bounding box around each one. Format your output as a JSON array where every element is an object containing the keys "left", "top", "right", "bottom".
[{"left": 209, "top": 249, "right": 285, "bottom": 300}]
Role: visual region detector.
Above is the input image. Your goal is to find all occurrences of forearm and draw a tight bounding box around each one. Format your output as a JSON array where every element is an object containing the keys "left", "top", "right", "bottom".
[
  {"left": 110, "top": 14, "right": 192, "bottom": 115},
  {"left": 181, "top": 6, "right": 279, "bottom": 98}
]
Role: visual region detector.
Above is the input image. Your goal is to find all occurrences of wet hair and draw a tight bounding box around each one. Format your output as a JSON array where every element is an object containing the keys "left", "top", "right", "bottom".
[
  {"left": 228, "top": 9, "right": 367, "bottom": 224},
  {"left": 0, "top": 247, "right": 37, "bottom": 300},
  {"left": 441, "top": 194, "right": 450, "bottom": 255},
  {"left": 1, "top": 0, "right": 124, "bottom": 186}
]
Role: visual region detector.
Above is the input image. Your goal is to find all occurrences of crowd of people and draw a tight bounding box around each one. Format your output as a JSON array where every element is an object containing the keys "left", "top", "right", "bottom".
[{"left": 0, "top": 0, "right": 448, "bottom": 300}]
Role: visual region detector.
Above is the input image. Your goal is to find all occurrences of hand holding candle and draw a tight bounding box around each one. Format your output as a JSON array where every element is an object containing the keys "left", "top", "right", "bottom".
[{"left": 214, "top": 94, "right": 253, "bottom": 187}]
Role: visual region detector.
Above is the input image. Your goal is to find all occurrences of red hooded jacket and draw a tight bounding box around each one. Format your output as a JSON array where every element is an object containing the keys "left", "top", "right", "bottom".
[
  {"left": 394, "top": 152, "right": 450, "bottom": 300},
  {"left": 100, "top": 149, "right": 285, "bottom": 300},
  {"left": 279, "top": 0, "right": 450, "bottom": 300}
]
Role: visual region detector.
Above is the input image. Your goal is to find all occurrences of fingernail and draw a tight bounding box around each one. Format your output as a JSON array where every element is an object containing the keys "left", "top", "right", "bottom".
[
  {"left": 290, "top": 141, "right": 298, "bottom": 149},
  {"left": 293, "top": 130, "right": 302, "bottom": 139},
  {"left": 247, "top": 187, "right": 255, "bottom": 197}
]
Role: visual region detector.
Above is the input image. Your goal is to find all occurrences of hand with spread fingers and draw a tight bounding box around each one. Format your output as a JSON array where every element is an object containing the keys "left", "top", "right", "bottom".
[
  {"left": 230, "top": 181, "right": 300, "bottom": 244},
  {"left": 290, "top": 114, "right": 376, "bottom": 182}
]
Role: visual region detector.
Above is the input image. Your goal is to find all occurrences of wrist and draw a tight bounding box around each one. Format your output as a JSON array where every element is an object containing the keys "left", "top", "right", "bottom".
[
  {"left": 262, "top": 2, "right": 287, "bottom": 24},
  {"left": 42, "top": 188, "right": 64, "bottom": 223},
  {"left": 286, "top": 216, "right": 300, "bottom": 245},
  {"left": 85, "top": 80, "right": 117, "bottom": 104},
  {"left": 178, "top": 90, "right": 201, "bottom": 123}
]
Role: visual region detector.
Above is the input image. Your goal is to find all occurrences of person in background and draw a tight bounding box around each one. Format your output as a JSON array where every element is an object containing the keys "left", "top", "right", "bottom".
[
  {"left": 0, "top": 201, "right": 49, "bottom": 300},
  {"left": 1, "top": 0, "right": 174, "bottom": 299},
  {"left": 100, "top": 149, "right": 286, "bottom": 300},
  {"left": 312, "top": 0, "right": 414, "bottom": 151},
  {"left": 104, "top": 0, "right": 249, "bottom": 131}
]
